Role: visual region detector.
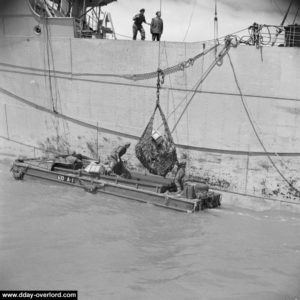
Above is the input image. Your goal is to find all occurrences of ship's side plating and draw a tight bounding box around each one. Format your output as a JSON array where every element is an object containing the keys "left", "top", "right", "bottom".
[{"left": 1, "top": 0, "right": 300, "bottom": 205}]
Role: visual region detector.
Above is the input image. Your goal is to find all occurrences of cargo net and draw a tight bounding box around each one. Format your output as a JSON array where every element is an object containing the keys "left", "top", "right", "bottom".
[{"left": 135, "top": 103, "right": 177, "bottom": 177}]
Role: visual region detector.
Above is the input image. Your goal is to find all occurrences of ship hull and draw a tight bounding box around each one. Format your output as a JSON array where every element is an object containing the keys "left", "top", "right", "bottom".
[{"left": 1, "top": 0, "right": 300, "bottom": 208}]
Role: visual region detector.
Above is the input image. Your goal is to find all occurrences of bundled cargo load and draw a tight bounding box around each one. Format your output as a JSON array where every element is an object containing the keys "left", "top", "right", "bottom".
[{"left": 135, "top": 103, "right": 177, "bottom": 177}]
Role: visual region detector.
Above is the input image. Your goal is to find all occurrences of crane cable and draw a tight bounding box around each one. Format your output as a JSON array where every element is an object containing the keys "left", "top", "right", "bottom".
[
  {"left": 183, "top": 0, "right": 197, "bottom": 42},
  {"left": 214, "top": 0, "right": 219, "bottom": 57},
  {"left": 155, "top": 0, "right": 163, "bottom": 105},
  {"left": 158, "top": 0, "right": 163, "bottom": 69}
]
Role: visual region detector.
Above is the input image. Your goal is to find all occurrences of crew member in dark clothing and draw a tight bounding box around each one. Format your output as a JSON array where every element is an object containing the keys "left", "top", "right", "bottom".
[
  {"left": 150, "top": 11, "right": 163, "bottom": 41},
  {"left": 110, "top": 143, "right": 131, "bottom": 178},
  {"left": 174, "top": 161, "right": 186, "bottom": 193},
  {"left": 132, "top": 8, "right": 149, "bottom": 40}
]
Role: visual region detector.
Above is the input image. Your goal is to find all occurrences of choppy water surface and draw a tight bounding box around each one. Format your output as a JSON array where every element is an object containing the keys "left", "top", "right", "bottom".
[{"left": 0, "top": 161, "right": 300, "bottom": 300}]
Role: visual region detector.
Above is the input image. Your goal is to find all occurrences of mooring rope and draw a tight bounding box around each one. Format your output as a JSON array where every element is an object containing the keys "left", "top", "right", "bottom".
[{"left": 227, "top": 52, "right": 300, "bottom": 195}]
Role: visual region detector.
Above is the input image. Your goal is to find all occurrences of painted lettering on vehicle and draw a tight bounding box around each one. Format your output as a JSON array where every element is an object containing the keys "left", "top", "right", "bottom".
[{"left": 57, "top": 175, "right": 76, "bottom": 184}]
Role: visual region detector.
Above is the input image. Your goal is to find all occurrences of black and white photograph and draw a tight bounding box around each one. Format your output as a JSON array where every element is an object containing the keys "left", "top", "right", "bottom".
[{"left": 0, "top": 0, "right": 300, "bottom": 299}]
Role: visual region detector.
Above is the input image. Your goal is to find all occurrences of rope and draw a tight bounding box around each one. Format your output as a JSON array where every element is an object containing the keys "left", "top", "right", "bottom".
[
  {"left": 43, "top": 10, "right": 70, "bottom": 146},
  {"left": 281, "top": 0, "right": 294, "bottom": 26},
  {"left": 4, "top": 22, "right": 284, "bottom": 80},
  {"left": 183, "top": 0, "right": 197, "bottom": 42},
  {"left": 135, "top": 34, "right": 178, "bottom": 176},
  {"left": 162, "top": 44, "right": 179, "bottom": 142},
  {"left": 184, "top": 43, "right": 191, "bottom": 166},
  {"left": 1, "top": 23, "right": 285, "bottom": 81},
  {"left": 1, "top": 65, "right": 300, "bottom": 103},
  {"left": 214, "top": 0, "right": 218, "bottom": 45},
  {"left": 129, "top": 43, "right": 218, "bottom": 81},
  {"left": 158, "top": 31, "right": 161, "bottom": 69},
  {"left": 271, "top": 0, "right": 292, "bottom": 24},
  {"left": 43, "top": 15, "right": 57, "bottom": 113},
  {"left": 161, "top": 43, "right": 206, "bottom": 131},
  {"left": 138, "top": 0, "right": 178, "bottom": 176},
  {"left": 0, "top": 43, "right": 218, "bottom": 82},
  {"left": 171, "top": 37, "right": 234, "bottom": 132},
  {"left": 227, "top": 53, "right": 300, "bottom": 195},
  {"left": 158, "top": 0, "right": 162, "bottom": 69},
  {"left": 135, "top": 100, "right": 177, "bottom": 176}
]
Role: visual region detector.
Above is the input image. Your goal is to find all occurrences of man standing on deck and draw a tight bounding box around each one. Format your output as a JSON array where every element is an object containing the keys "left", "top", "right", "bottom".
[
  {"left": 132, "top": 9, "right": 150, "bottom": 40},
  {"left": 109, "top": 143, "right": 132, "bottom": 179},
  {"left": 150, "top": 11, "right": 163, "bottom": 41},
  {"left": 174, "top": 161, "right": 186, "bottom": 193}
]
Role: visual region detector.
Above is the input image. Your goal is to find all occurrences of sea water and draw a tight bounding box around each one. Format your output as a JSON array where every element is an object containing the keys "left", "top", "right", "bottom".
[{"left": 0, "top": 160, "right": 299, "bottom": 300}]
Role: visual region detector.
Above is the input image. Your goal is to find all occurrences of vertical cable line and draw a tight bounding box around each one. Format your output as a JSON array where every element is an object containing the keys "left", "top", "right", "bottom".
[
  {"left": 47, "top": 23, "right": 69, "bottom": 140},
  {"left": 183, "top": 0, "right": 197, "bottom": 42},
  {"left": 214, "top": 0, "right": 219, "bottom": 57},
  {"left": 43, "top": 1, "right": 69, "bottom": 146},
  {"left": 44, "top": 15, "right": 57, "bottom": 113},
  {"left": 227, "top": 52, "right": 300, "bottom": 194},
  {"left": 157, "top": 0, "right": 163, "bottom": 68}
]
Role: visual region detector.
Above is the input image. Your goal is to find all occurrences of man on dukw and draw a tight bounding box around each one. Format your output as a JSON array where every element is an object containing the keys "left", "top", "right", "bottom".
[{"left": 109, "top": 143, "right": 132, "bottom": 179}]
